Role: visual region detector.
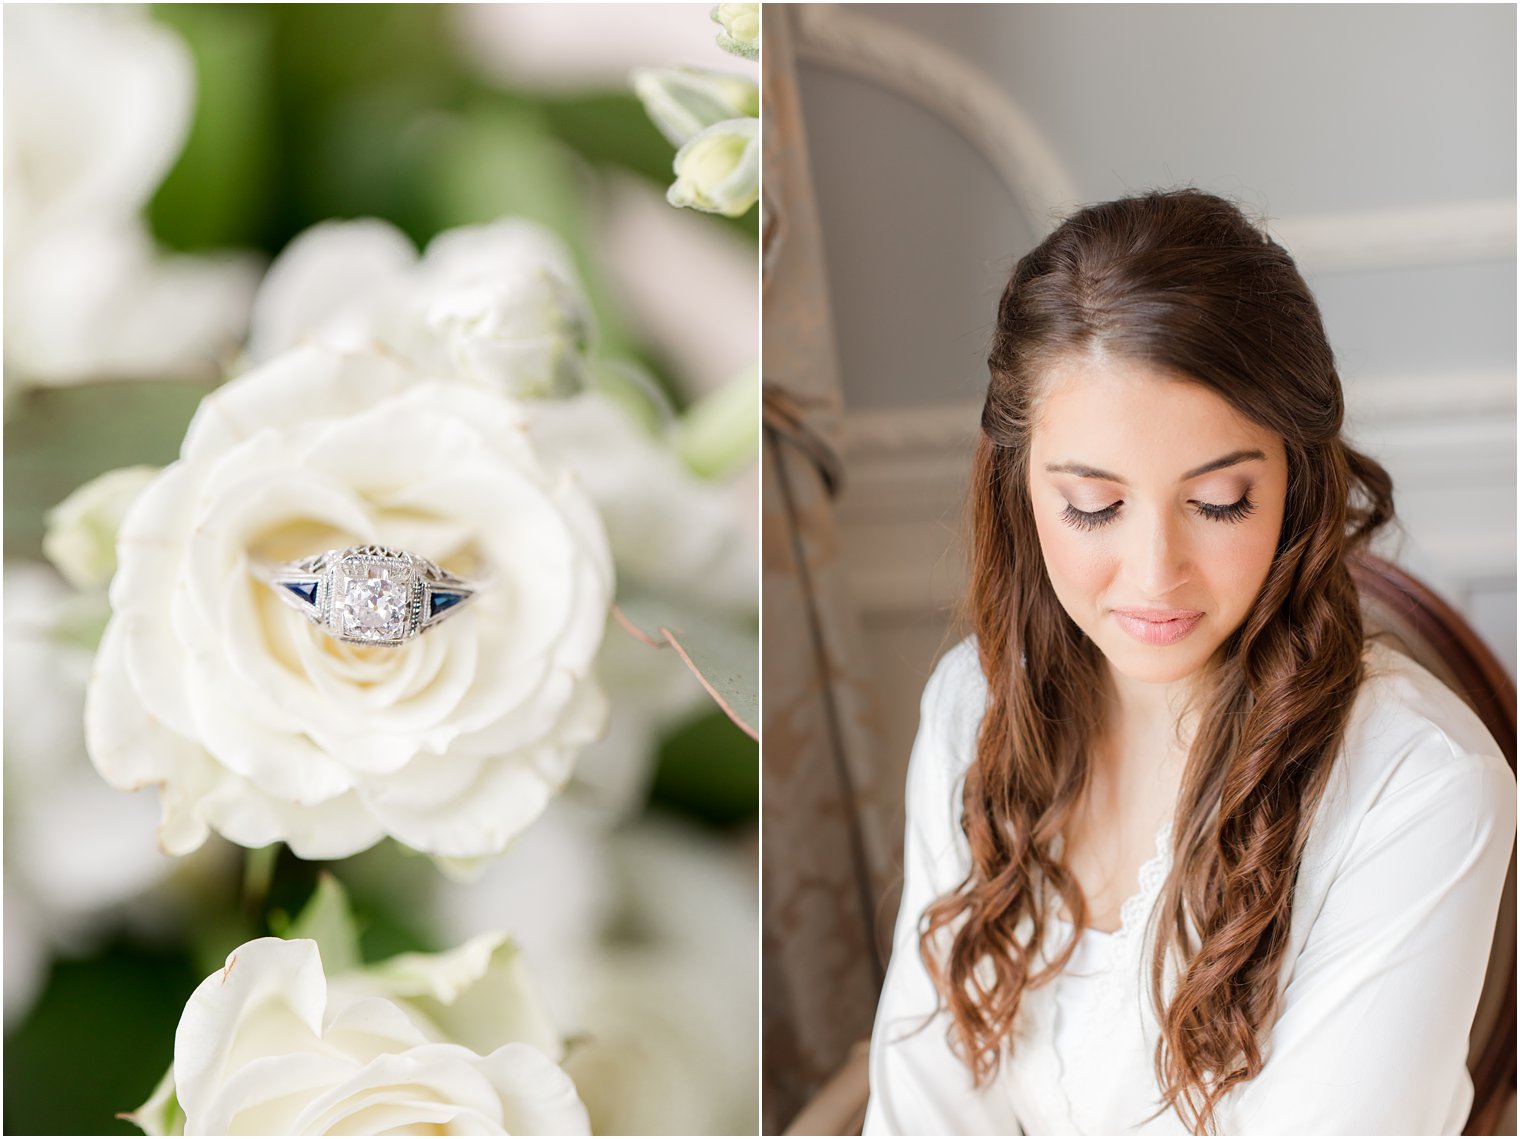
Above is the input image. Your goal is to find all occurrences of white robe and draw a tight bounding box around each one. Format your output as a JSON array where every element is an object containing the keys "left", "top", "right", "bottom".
[{"left": 864, "top": 637, "right": 1515, "bottom": 1135}]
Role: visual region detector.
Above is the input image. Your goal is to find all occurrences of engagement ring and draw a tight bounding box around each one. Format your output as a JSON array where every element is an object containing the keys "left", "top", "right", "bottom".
[{"left": 259, "top": 545, "right": 479, "bottom": 646}]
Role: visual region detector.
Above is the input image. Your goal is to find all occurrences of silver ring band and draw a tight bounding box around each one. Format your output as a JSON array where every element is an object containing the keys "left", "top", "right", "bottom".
[{"left": 257, "top": 544, "right": 480, "bottom": 646}]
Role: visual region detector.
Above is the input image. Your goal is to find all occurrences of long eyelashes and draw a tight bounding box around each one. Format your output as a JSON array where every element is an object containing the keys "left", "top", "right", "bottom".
[
  {"left": 1060, "top": 502, "right": 1121, "bottom": 531},
  {"left": 1197, "top": 493, "right": 1258, "bottom": 525},
  {"left": 1059, "top": 493, "right": 1257, "bottom": 532}
]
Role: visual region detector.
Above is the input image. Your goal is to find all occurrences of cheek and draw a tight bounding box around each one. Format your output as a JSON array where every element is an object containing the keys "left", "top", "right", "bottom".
[
  {"left": 1032, "top": 512, "right": 1116, "bottom": 602},
  {"left": 1200, "top": 514, "right": 1282, "bottom": 611}
]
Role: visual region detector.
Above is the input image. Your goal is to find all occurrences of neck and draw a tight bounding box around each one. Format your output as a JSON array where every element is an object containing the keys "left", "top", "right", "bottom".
[{"left": 1101, "top": 664, "right": 1198, "bottom": 767}]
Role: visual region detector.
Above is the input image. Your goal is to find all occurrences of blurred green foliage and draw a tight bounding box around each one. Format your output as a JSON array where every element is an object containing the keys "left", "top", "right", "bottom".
[
  {"left": 145, "top": 3, "right": 755, "bottom": 369},
  {"left": 651, "top": 707, "right": 760, "bottom": 827},
  {"left": 3, "top": 944, "right": 197, "bottom": 1136},
  {"left": 4, "top": 380, "right": 207, "bottom": 560}
]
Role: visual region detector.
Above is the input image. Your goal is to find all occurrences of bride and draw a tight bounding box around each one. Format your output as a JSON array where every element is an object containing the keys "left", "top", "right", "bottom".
[{"left": 864, "top": 188, "right": 1515, "bottom": 1136}]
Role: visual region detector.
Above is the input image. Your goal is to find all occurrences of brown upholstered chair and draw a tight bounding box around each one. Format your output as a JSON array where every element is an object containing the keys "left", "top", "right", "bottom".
[{"left": 782, "top": 553, "right": 1518, "bottom": 1136}]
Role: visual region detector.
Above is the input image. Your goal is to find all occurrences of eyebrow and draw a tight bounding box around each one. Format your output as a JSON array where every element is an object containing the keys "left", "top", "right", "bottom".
[{"left": 1043, "top": 449, "right": 1267, "bottom": 486}]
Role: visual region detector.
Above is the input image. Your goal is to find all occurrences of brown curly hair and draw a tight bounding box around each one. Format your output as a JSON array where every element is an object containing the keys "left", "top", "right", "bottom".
[{"left": 919, "top": 188, "right": 1396, "bottom": 1134}]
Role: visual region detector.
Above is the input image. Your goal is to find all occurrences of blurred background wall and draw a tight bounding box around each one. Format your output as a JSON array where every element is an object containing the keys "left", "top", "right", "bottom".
[{"left": 796, "top": 0, "right": 1516, "bottom": 856}]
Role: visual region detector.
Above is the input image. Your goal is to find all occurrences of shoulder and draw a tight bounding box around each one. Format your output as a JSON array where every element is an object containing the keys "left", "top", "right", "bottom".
[
  {"left": 1342, "top": 639, "right": 1513, "bottom": 798},
  {"left": 902, "top": 636, "right": 988, "bottom": 810},
  {"left": 1306, "top": 639, "right": 1515, "bottom": 874},
  {"left": 916, "top": 637, "right": 989, "bottom": 766},
  {"left": 922, "top": 635, "right": 988, "bottom": 717}
]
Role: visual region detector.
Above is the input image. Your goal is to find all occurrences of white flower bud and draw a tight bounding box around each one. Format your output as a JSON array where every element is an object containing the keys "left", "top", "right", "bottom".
[
  {"left": 666, "top": 117, "right": 760, "bottom": 218},
  {"left": 710, "top": 3, "right": 759, "bottom": 60},
  {"left": 42, "top": 465, "right": 159, "bottom": 591},
  {"left": 632, "top": 65, "right": 759, "bottom": 148}
]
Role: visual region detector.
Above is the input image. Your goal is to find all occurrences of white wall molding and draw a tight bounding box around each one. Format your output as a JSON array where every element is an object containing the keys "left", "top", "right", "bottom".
[
  {"left": 797, "top": 6, "right": 1516, "bottom": 277},
  {"left": 1268, "top": 201, "right": 1517, "bottom": 275},
  {"left": 1340, "top": 368, "right": 1515, "bottom": 420}
]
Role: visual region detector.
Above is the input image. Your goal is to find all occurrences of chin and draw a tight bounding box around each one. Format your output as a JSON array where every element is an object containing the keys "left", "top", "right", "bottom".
[{"left": 1100, "top": 638, "right": 1211, "bottom": 686}]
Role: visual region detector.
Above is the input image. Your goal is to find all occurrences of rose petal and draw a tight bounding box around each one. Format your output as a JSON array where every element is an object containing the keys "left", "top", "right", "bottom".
[
  {"left": 288, "top": 1045, "right": 509, "bottom": 1135},
  {"left": 174, "top": 939, "right": 329, "bottom": 1123},
  {"left": 247, "top": 219, "right": 417, "bottom": 365},
  {"left": 199, "top": 777, "right": 386, "bottom": 863},
  {"left": 183, "top": 346, "right": 415, "bottom": 460},
  {"left": 184, "top": 661, "right": 354, "bottom": 804},
  {"left": 479, "top": 1043, "right": 591, "bottom": 1136}
]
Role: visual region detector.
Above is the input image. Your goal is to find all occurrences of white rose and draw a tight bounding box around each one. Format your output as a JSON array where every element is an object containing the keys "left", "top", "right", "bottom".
[
  {"left": 597, "top": 172, "right": 757, "bottom": 401},
  {"left": 3, "top": 6, "right": 259, "bottom": 387},
  {"left": 248, "top": 217, "right": 594, "bottom": 399},
  {"left": 85, "top": 345, "right": 613, "bottom": 861},
  {"left": 532, "top": 389, "right": 756, "bottom": 776},
  {"left": 128, "top": 936, "right": 589, "bottom": 1136},
  {"left": 574, "top": 621, "right": 711, "bottom": 821}
]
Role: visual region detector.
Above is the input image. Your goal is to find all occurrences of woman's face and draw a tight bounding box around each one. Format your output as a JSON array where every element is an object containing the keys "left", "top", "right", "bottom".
[{"left": 1027, "top": 353, "right": 1288, "bottom": 688}]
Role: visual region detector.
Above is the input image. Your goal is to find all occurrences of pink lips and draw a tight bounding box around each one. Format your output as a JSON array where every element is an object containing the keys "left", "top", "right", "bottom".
[{"left": 1111, "top": 607, "right": 1204, "bottom": 646}]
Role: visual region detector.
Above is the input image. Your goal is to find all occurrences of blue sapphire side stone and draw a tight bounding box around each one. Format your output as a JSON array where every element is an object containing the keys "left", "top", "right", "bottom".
[
  {"left": 429, "top": 590, "right": 466, "bottom": 618},
  {"left": 282, "top": 580, "right": 320, "bottom": 608}
]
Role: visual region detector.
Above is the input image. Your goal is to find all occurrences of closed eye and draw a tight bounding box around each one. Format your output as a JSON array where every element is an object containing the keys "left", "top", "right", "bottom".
[
  {"left": 1060, "top": 502, "right": 1121, "bottom": 531},
  {"left": 1196, "top": 493, "right": 1258, "bottom": 524},
  {"left": 1060, "top": 493, "right": 1257, "bottom": 532}
]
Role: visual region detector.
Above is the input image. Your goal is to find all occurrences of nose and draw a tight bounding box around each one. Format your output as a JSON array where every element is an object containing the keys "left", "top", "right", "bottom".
[{"left": 1122, "top": 506, "right": 1192, "bottom": 598}]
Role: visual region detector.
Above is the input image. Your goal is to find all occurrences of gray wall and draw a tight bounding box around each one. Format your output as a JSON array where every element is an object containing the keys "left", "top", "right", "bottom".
[{"left": 798, "top": 3, "right": 1516, "bottom": 411}]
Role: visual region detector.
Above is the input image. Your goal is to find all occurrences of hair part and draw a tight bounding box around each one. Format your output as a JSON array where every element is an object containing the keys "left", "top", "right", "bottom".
[{"left": 921, "top": 187, "right": 1395, "bottom": 1134}]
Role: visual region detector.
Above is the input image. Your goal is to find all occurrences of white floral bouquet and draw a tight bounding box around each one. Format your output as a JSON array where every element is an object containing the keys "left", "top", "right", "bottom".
[{"left": 3, "top": 5, "right": 759, "bottom": 1135}]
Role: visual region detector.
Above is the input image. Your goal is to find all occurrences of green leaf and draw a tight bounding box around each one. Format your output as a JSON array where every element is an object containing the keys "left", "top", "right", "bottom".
[
  {"left": 282, "top": 872, "right": 363, "bottom": 976},
  {"left": 615, "top": 592, "right": 757, "bottom": 740}
]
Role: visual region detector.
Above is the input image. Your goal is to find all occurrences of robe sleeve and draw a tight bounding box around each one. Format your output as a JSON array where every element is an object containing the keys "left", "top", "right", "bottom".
[
  {"left": 1226, "top": 744, "right": 1516, "bottom": 1135},
  {"left": 863, "top": 642, "right": 1024, "bottom": 1135}
]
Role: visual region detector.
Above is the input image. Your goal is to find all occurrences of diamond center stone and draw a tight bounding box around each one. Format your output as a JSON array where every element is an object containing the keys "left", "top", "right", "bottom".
[{"left": 341, "top": 567, "right": 407, "bottom": 641}]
